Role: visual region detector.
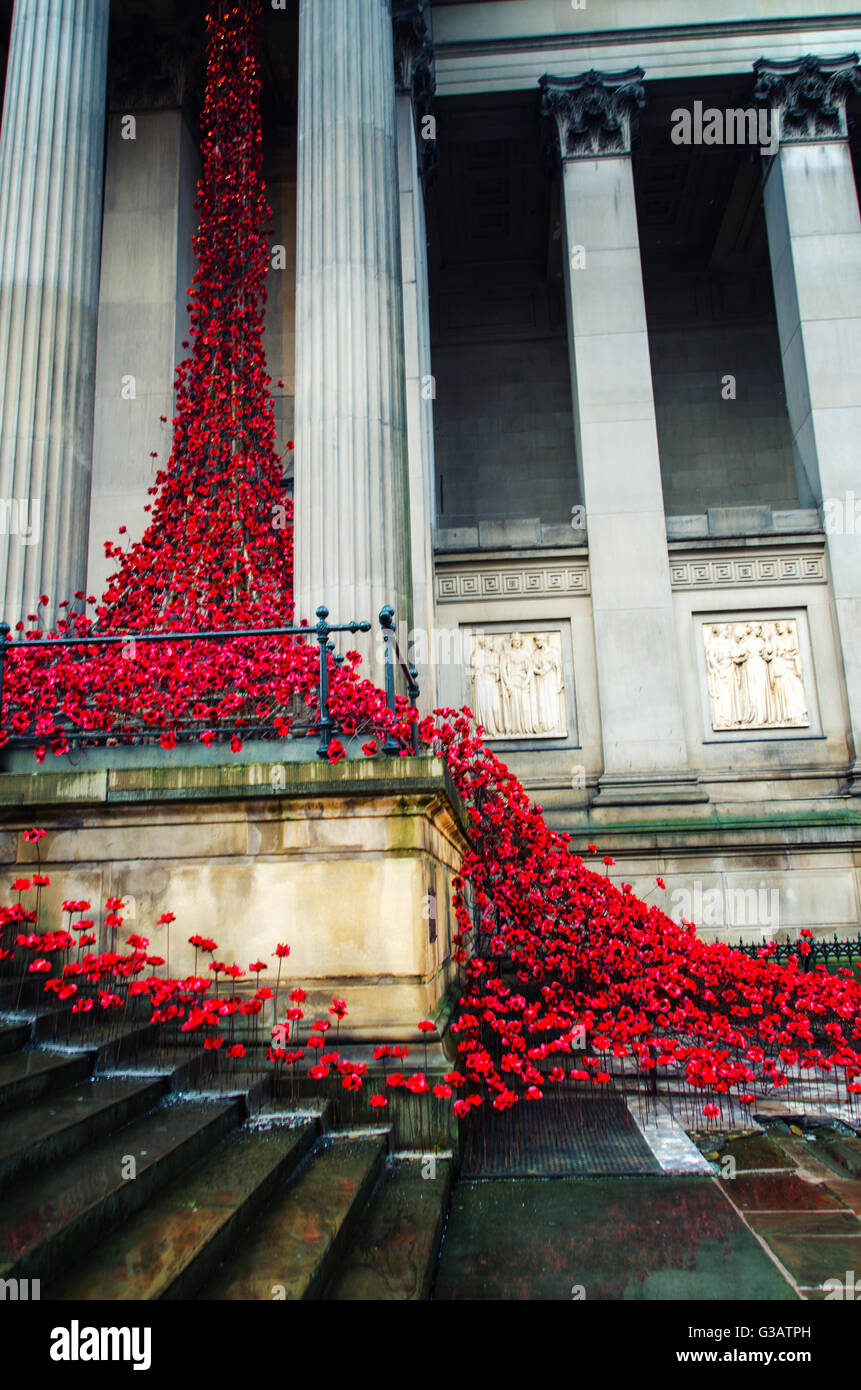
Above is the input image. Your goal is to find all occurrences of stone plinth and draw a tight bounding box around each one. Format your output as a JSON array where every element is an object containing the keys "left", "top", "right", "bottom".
[{"left": 0, "top": 756, "right": 469, "bottom": 1037}]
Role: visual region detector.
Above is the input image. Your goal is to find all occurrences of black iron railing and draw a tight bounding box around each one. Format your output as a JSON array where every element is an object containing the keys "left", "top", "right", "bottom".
[
  {"left": 732, "top": 932, "right": 861, "bottom": 972},
  {"left": 0, "top": 604, "right": 421, "bottom": 762}
]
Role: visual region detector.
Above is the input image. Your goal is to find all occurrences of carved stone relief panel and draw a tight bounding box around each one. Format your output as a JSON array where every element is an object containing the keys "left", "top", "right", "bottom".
[
  {"left": 470, "top": 630, "right": 567, "bottom": 739},
  {"left": 703, "top": 618, "right": 809, "bottom": 731}
]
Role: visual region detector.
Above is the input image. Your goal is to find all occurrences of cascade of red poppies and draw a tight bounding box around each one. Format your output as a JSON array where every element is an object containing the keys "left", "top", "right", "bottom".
[
  {"left": 416, "top": 709, "right": 861, "bottom": 1118},
  {"left": 99, "top": 0, "right": 290, "bottom": 633},
  {"left": 0, "top": 0, "right": 400, "bottom": 759}
]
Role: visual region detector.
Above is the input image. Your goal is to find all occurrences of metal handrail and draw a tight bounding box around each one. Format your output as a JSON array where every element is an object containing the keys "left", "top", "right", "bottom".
[{"left": 0, "top": 605, "right": 372, "bottom": 762}]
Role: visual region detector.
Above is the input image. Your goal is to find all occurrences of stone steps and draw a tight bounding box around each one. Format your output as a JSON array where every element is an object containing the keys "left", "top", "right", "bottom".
[
  {"left": 0, "top": 1020, "right": 31, "bottom": 1055},
  {"left": 0, "top": 987, "right": 159, "bottom": 1058},
  {"left": 0, "top": 1020, "right": 446, "bottom": 1301},
  {"left": 0, "top": 1096, "right": 242, "bottom": 1283},
  {"left": 0, "top": 1073, "right": 169, "bottom": 1194},
  {"left": 48, "top": 1119, "right": 321, "bottom": 1301},
  {"left": 0, "top": 1045, "right": 96, "bottom": 1111},
  {"left": 198, "top": 1134, "right": 387, "bottom": 1300},
  {"left": 325, "top": 1155, "right": 452, "bottom": 1300}
]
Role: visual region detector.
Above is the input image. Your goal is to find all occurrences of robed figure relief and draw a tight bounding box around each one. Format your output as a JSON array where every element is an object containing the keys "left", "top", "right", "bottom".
[
  {"left": 469, "top": 632, "right": 567, "bottom": 739},
  {"left": 470, "top": 636, "right": 503, "bottom": 738},
  {"left": 704, "top": 619, "right": 809, "bottom": 730},
  {"left": 531, "top": 634, "right": 564, "bottom": 734}
]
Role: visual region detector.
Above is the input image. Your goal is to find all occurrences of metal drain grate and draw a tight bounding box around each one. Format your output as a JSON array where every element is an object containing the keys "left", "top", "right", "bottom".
[{"left": 460, "top": 1095, "right": 662, "bottom": 1177}]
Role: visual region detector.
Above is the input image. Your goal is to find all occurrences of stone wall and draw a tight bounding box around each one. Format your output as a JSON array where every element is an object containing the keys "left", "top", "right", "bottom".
[
  {"left": 649, "top": 312, "right": 798, "bottom": 516},
  {"left": 0, "top": 756, "right": 469, "bottom": 1038},
  {"left": 87, "top": 109, "right": 201, "bottom": 597},
  {"left": 432, "top": 336, "right": 578, "bottom": 529}
]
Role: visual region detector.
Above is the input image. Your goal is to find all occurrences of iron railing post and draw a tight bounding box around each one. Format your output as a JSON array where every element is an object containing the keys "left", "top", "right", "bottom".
[
  {"left": 0, "top": 622, "right": 9, "bottom": 739},
  {"left": 315, "top": 606, "right": 332, "bottom": 760},
  {"left": 409, "top": 664, "right": 419, "bottom": 752},
  {"left": 379, "top": 606, "right": 399, "bottom": 754}
]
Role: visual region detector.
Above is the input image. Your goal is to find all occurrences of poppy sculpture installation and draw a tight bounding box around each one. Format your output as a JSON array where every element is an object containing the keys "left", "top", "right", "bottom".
[{"left": 1, "top": 0, "right": 860, "bottom": 1134}]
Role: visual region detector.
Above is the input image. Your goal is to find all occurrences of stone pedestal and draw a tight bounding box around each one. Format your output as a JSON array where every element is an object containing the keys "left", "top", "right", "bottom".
[
  {"left": 756, "top": 55, "right": 861, "bottom": 792},
  {"left": 540, "top": 71, "right": 704, "bottom": 805},
  {"left": 0, "top": 0, "right": 109, "bottom": 625},
  {"left": 0, "top": 755, "right": 467, "bottom": 1037},
  {"left": 293, "top": 0, "right": 413, "bottom": 662}
]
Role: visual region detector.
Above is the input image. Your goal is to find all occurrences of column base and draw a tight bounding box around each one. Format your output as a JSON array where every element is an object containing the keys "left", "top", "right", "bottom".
[
  {"left": 846, "top": 761, "right": 861, "bottom": 796},
  {"left": 591, "top": 772, "right": 709, "bottom": 807}
]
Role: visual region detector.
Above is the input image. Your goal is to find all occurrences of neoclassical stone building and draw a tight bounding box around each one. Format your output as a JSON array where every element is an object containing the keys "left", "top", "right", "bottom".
[{"left": 2, "top": 0, "right": 861, "bottom": 940}]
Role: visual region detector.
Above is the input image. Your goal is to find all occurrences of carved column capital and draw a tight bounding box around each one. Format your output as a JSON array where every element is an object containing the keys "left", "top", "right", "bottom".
[
  {"left": 754, "top": 53, "right": 861, "bottom": 142},
  {"left": 392, "top": 0, "right": 437, "bottom": 185},
  {"left": 539, "top": 68, "right": 645, "bottom": 160},
  {"left": 392, "top": 1, "right": 433, "bottom": 95}
]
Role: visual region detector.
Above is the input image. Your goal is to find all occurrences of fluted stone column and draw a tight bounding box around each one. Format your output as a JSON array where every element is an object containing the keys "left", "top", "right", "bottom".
[
  {"left": 394, "top": 1, "right": 437, "bottom": 697},
  {"left": 541, "top": 71, "right": 704, "bottom": 805},
  {"left": 755, "top": 55, "right": 861, "bottom": 792},
  {"left": 294, "top": 0, "right": 412, "bottom": 655},
  {"left": 0, "top": 0, "right": 109, "bottom": 624}
]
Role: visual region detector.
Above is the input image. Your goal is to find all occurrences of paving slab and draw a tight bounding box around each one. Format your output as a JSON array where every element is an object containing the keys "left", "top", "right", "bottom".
[
  {"left": 762, "top": 1230, "right": 861, "bottom": 1289},
  {"left": 717, "top": 1173, "right": 845, "bottom": 1212},
  {"left": 823, "top": 1177, "right": 861, "bottom": 1213},
  {"left": 721, "top": 1132, "right": 793, "bottom": 1171}
]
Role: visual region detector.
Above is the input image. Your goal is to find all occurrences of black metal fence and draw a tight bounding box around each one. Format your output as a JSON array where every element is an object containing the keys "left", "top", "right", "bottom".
[
  {"left": 0, "top": 604, "right": 421, "bottom": 762},
  {"left": 732, "top": 932, "right": 861, "bottom": 971}
]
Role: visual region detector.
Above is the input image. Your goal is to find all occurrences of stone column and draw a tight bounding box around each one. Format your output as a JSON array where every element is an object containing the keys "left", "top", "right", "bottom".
[
  {"left": 0, "top": 0, "right": 110, "bottom": 624},
  {"left": 294, "top": 0, "right": 412, "bottom": 653},
  {"left": 394, "top": 1, "right": 437, "bottom": 698},
  {"left": 540, "top": 70, "right": 704, "bottom": 805},
  {"left": 755, "top": 55, "right": 861, "bottom": 791}
]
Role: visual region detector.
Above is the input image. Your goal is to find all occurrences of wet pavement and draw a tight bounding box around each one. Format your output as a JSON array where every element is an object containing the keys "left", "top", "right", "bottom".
[
  {"left": 434, "top": 1121, "right": 861, "bottom": 1301},
  {"left": 434, "top": 1175, "right": 798, "bottom": 1300}
]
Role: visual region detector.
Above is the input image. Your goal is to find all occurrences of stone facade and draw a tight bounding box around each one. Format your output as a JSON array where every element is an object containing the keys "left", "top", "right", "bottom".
[{"left": 2, "top": 1, "right": 861, "bottom": 938}]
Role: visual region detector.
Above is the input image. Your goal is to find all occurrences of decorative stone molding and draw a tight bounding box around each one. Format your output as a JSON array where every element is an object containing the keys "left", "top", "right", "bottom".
[
  {"left": 670, "top": 551, "right": 826, "bottom": 590},
  {"left": 539, "top": 68, "right": 645, "bottom": 159},
  {"left": 703, "top": 619, "right": 809, "bottom": 731},
  {"left": 470, "top": 631, "right": 567, "bottom": 739},
  {"left": 436, "top": 561, "right": 590, "bottom": 602},
  {"left": 753, "top": 54, "right": 861, "bottom": 142}
]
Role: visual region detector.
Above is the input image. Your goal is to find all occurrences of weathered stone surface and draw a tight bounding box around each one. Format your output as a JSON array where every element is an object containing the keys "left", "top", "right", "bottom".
[{"left": 0, "top": 757, "right": 468, "bottom": 1031}]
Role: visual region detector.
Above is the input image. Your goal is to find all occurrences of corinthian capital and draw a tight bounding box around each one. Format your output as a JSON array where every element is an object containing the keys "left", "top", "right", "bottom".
[
  {"left": 539, "top": 68, "right": 645, "bottom": 159},
  {"left": 392, "top": 0, "right": 434, "bottom": 104},
  {"left": 392, "top": 1, "right": 436, "bottom": 184},
  {"left": 754, "top": 53, "right": 861, "bottom": 141}
]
